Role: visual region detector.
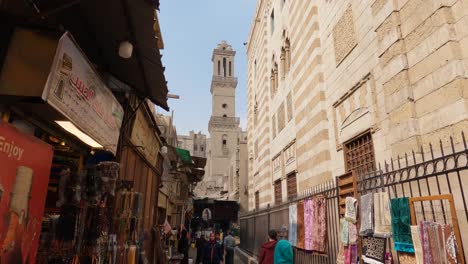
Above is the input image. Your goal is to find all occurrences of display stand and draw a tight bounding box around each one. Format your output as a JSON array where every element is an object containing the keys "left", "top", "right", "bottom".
[{"left": 408, "top": 194, "right": 465, "bottom": 264}]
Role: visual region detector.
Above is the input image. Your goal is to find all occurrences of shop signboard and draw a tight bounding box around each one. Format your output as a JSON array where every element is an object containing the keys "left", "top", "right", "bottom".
[
  {"left": 130, "top": 107, "right": 160, "bottom": 166},
  {"left": 42, "top": 32, "right": 123, "bottom": 154},
  {"left": 0, "top": 122, "right": 53, "bottom": 263}
]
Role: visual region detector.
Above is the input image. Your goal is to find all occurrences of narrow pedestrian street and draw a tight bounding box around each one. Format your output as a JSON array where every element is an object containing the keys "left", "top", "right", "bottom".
[{"left": 1, "top": 0, "right": 468, "bottom": 264}]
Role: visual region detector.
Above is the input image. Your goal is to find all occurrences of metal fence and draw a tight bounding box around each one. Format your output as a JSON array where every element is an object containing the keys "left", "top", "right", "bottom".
[{"left": 239, "top": 132, "right": 468, "bottom": 263}]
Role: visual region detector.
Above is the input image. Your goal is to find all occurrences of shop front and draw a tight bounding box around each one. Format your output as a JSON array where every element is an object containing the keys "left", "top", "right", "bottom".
[{"left": 0, "top": 29, "right": 127, "bottom": 263}]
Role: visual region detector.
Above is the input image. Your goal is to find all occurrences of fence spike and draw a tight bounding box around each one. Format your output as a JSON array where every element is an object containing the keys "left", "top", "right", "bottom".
[
  {"left": 391, "top": 157, "right": 395, "bottom": 171},
  {"left": 397, "top": 155, "right": 401, "bottom": 169},
  {"left": 439, "top": 139, "right": 445, "bottom": 157},
  {"left": 462, "top": 131, "right": 467, "bottom": 149},
  {"left": 412, "top": 150, "right": 417, "bottom": 165},
  {"left": 429, "top": 142, "right": 435, "bottom": 159},
  {"left": 421, "top": 145, "right": 426, "bottom": 162},
  {"left": 450, "top": 136, "right": 456, "bottom": 155}
]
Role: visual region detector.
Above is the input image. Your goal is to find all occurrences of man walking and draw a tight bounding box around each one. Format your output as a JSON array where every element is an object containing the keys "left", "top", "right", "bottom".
[{"left": 223, "top": 230, "right": 236, "bottom": 264}]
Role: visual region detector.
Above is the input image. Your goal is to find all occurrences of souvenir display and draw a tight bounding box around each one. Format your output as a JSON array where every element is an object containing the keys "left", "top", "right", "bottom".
[
  {"left": 361, "top": 236, "right": 386, "bottom": 264},
  {"left": 360, "top": 193, "right": 374, "bottom": 236},
  {"left": 373, "top": 192, "right": 391, "bottom": 238},
  {"left": 288, "top": 203, "right": 298, "bottom": 247},
  {"left": 311, "top": 195, "right": 327, "bottom": 253},
  {"left": 390, "top": 198, "right": 413, "bottom": 253}
]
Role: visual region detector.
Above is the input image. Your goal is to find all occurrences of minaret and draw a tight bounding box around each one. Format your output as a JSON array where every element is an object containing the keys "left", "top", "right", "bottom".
[{"left": 207, "top": 41, "right": 240, "bottom": 195}]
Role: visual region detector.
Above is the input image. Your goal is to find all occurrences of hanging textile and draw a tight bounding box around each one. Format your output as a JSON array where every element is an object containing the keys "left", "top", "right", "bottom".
[
  {"left": 304, "top": 199, "right": 314, "bottom": 250},
  {"left": 345, "top": 197, "right": 358, "bottom": 223},
  {"left": 337, "top": 219, "right": 346, "bottom": 264},
  {"left": 420, "top": 221, "right": 433, "bottom": 264},
  {"left": 398, "top": 253, "right": 416, "bottom": 264},
  {"left": 360, "top": 193, "right": 374, "bottom": 236},
  {"left": 373, "top": 192, "right": 391, "bottom": 237},
  {"left": 348, "top": 223, "right": 358, "bottom": 245},
  {"left": 428, "top": 222, "right": 443, "bottom": 264},
  {"left": 345, "top": 245, "right": 358, "bottom": 264},
  {"left": 410, "top": 226, "right": 423, "bottom": 264},
  {"left": 296, "top": 200, "right": 305, "bottom": 249},
  {"left": 341, "top": 220, "right": 350, "bottom": 246},
  {"left": 288, "top": 203, "right": 298, "bottom": 247},
  {"left": 442, "top": 224, "right": 458, "bottom": 264},
  {"left": 390, "top": 197, "right": 414, "bottom": 253},
  {"left": 361, "top": 236, "right": 386, "bottom": 264},
  {"left": 311, "top": 195, "right": 327, "bottom": 253}
]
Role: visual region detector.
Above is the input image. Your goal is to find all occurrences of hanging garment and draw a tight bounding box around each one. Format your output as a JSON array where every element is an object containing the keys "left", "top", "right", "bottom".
[
  {"left": 348, "top": 223, "right": 358, "bottom": 245},
  {"left": 360, "top": 193, "right": 374, "bottom": 236},
  {"left": 336, "top": 219, "right": 346, "bottom": 264},
  {"left": 296, "top": 200, "right": 305, "bottom": 249},
  {"left": 344, "top": 245, "right": 358, "bottom": 264},
  {"left": 373, "top": 192, "right": 391, "bottom": 237},
  {"left": 442, "top": 224, "right": 458, "bottom": 264},
  {"left": 428, "top": 222, "right": 443, "bottom": 264},
  {"left": 361, "top": 236, "right": 386, "bottom": 264},
  {"left": 304, "top": 199, "right": 314, "bottom": 250},
  {"left": 341, "top": 219, "right": 350, "bottom": 246},
  {"left": 289, "top": 203, "right": 298, "bottom": 247},
  {"left": 390, "top": 198, "right": 414, "bottom": 253},
  {"left": 311, "top": 195, "right": 327, "bottom": 253},
  {"left": 345, "top": 197, "right": 358, "bottom": 223},
  {"left": 420, "top": 222, "right": 433, "bottom": 264},
  {"left": 410, "top": 226, "right": 423, "bottom": 264}
]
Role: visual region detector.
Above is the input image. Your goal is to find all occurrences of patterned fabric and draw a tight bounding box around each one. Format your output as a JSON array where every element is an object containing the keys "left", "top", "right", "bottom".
[
  {"left": 304, "top": 199, "right": 314, "bottom": 250},
  {"left": 311, "top": 195, "right": 327, "bottom": 253},
  {"left": 398, "top": 253, "right": 416, "bottom": 264},
  {"left": 344, "top": 245, "right": 358, "bottom": 264},
  {"left": 410, "top": 225, "right": 423, "bottom": 264},
  {"left": 345, "top": 197, "right": 358, "bottom": 223},
  {"left": 288, "top": 203, "right": 298, "bottom": 247},
  {"left": 373, "top": 192, "right": 391, "bottom": 237},
  {"left": 360, "top": 193, "right": 374, "bottom": 236},
  {"left": 428, "top": 222, "right": 443, "bottom": 264},
  {"left": 296, "top": 200, "right": 305, "bottom": 249},
  {"left": 390, "top": 198, "right": 414, "bottom": 253},
  {"left": 420, "top": 222, "right": 433, "bottom": 264},
  {"left": 349, "top": 223, "right": 358, "bottom": 245},
  {"left": 341, "top": 219, "right": 349, "bottom": 246},
  {"left": 362, "top": 236, "right": 386, "bottom": 263},
  {"left": 337, "top": 219, "right": 345, "bottom": 264},
  {"left": 442, "top": 224, "right": 458, "bottom": 264}
]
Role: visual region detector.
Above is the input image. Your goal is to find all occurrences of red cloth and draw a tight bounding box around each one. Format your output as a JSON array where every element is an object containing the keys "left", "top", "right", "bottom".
[{"left": 258, "top": 240, "right": 277, "bottom": 264}]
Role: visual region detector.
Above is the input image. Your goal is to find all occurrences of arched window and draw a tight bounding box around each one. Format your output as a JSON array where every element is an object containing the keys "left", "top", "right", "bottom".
[
  {"left": 222, "top": 103, "right": 227, "bottom": 109},
  {"left": 229, "top": 61, "right": 232, "bottom": 76},
  {"left": 280, "top": 47, "right": 286, "bottom": 79},
  {"left": 222, "top": 134, "right": 228, "bottom": 146},
  {"left": 223, "top": 114, "right": 227, "bottom": 117},
  {"left": 218, "top": 60, "right": 221, "bottom": 76},
  {"left": 223, "top": 58, "right": 227, "bottom": 77},
  {"left": 285, "top": 38, "right": 291, "bottom": 73}
]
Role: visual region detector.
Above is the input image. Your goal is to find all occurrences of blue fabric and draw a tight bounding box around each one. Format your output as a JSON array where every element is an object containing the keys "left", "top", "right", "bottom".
[
  {"left": 391, "top": 197, "right": 414, "bottom": 253},
  {"left": 274, "top": 240, "right": 293, "bottom": 264},
  {"left": 288, "top": 203, "right": 297, "bottom": 246}
]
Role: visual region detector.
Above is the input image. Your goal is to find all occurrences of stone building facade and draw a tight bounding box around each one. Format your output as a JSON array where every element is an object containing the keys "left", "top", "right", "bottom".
[
  {"left": 247, "top": 0, "right": 468, "bottom": 210},
  {"left": 194, "top": 41, "right": 249, "bottom": 203},
  {"left": 178, "top": 131, "right": 207, "bottom": 158}
]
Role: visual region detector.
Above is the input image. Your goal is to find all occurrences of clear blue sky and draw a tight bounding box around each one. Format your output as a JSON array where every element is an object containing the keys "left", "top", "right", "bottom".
[{"left": 158, "top": 0, "right": 256, "bottom": 135}]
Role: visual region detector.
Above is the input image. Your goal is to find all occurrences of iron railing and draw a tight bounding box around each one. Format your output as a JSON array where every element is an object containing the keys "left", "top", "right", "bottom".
[{"left": 239, "top": 132, "right": 468, "bottom": 263}]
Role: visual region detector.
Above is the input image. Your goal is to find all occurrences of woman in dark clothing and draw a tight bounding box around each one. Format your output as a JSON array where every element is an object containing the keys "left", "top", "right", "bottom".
[
  {"left": 195, "top": 234, "right": 206, "bottom": 264},
  {"left": 178, "top": 229, "right": 189, "bottom": 264},
  {"left": 202, "top": 233, "right": 224, "bottom": 264}
]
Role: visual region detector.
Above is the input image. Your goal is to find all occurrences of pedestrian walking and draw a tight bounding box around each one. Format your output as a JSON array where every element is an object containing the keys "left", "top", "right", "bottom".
[
  {"left": 202, "top": 233, "right": 224, "bottom": 264},
  {"left": 274, "top": 240, "right": 293, "bottom": 264},
  {"left": 196, "top": 234, "right": 206, "bottom": 264},
  {"left": 258, "top": 229, "right": 278, "bottom": 264},
  {"left": 223, "top": 230, "right": 236, "bottom": 264},
  {"left": 178, "top": 229, "right": 189, "bottom": 264}
]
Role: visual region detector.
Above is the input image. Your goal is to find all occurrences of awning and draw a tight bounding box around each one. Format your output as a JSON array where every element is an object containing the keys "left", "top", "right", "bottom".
[
  {"left": 0, "top": 0, "right": 169, "bottom": 110},
  {"left": 176, "top": 148, "right": 192, "bottom": 165}
]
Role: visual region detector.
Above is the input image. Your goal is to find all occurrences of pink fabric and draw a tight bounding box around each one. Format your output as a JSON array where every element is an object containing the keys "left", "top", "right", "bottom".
[
  {"left": 311, "top": 195, "right": 327, "bottom": 253},
  {"left": 304, "top": 199, "right": 314, "bottom": 250}
]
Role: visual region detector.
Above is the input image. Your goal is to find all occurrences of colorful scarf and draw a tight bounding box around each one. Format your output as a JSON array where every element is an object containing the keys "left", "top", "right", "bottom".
[
  {"left": 360, "top": 193, "right": 374, "bottom": 236},
  {"left": 345, "top": 197, "right": 358, "bottom": 223},
  {"left": 311, "top": 195, "right": 327, "bottom": 253},
  {"left": 373, "top": 192, "right": 391, "bottom": 237},
  {"left": 296, "top": 200, "right": 305, "bottom": 249},
  {"left": 288, "top": 203, "right": 297, "bottom": 247},
  {"left": 390, "top": 198, "right": 414, "bottom": 252},
  {"left": 421, "top": 221, "right": 433, "bottom": 264},
  {"left": 304, "top": 199, "right": 314, "bottom": 250},
  {"left": 410, "top": 226, "right": 423, "bottom": 264},
  {"left": 345, "top": 245, "right": 358, "bottom": 264},
  {"left": 349, "top": 223, "right": 358, "bottom": 245}
]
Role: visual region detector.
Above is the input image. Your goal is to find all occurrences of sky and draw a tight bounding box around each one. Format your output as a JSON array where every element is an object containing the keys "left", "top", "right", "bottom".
[{"left": 158, "top": 0, "right": 256, "bottom": 136}]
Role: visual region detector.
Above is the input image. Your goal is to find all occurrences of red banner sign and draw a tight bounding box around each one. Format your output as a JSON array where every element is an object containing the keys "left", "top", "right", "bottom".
[{"left": 0, "top": 122, "right": 53, "bottom": 263}]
